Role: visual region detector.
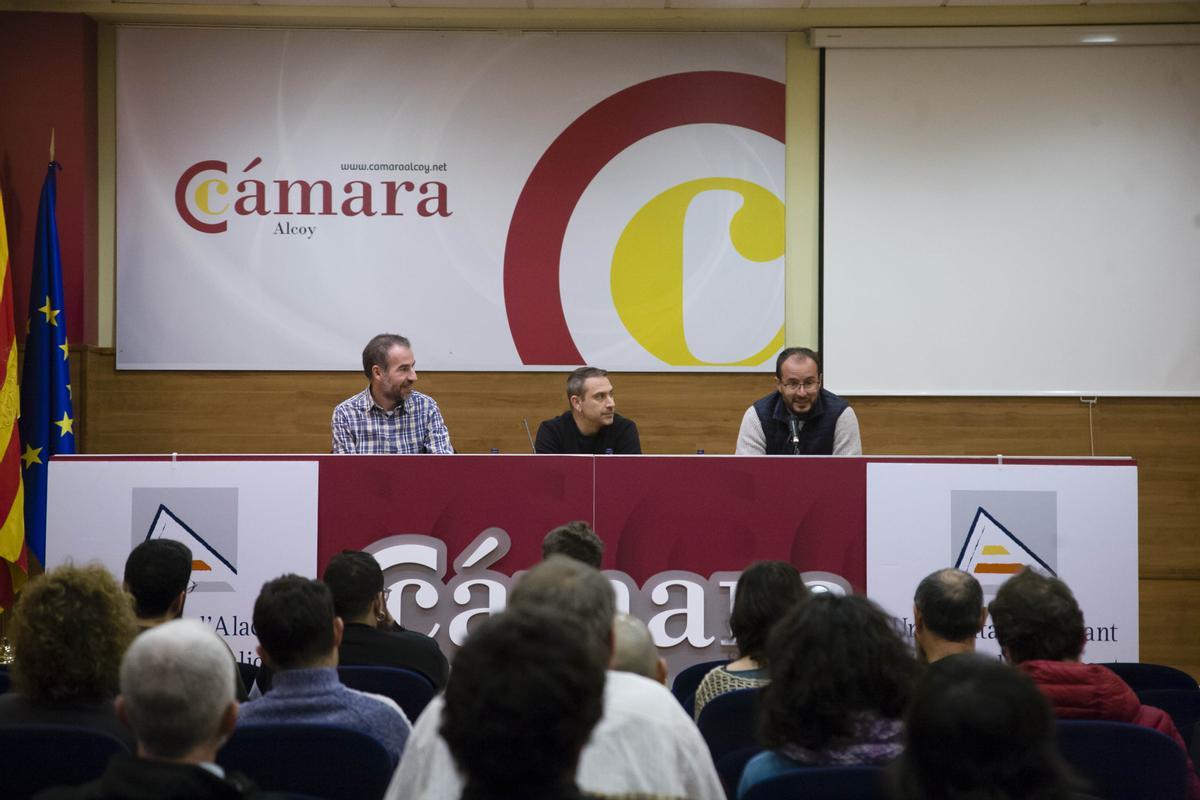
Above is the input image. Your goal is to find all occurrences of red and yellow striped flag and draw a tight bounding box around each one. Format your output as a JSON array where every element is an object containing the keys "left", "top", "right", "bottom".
[{"left": 0, "top": 189, "right": 27, "bottom": 612}]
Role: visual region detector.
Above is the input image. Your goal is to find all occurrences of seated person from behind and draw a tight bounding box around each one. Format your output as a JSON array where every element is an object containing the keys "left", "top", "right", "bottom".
[
  {"left": 738, "top": 594, "right": 918, "bottom": 797},
  {"left": 387, "top": 556, "right": 724, "bottom": 800},
  {"left": 889, "top": 653, "right": 1089, "bottom": 800},
  {"left": 440, "top": 606, "right": 614, "bottom": 800},
  {"left": 124, "top": 537, "right": 248, "bottom": 700},
  {"left": 735, "top": 347, "right": 861, "bottom": 456},
  {"left": 37, "top": 619, "right": 255, "bottom": 800},
  {"left": 611, "top": 613, "right": 667, "bottom": 686},
  {"left": 332, "top": 333, "right": 452, "bottom": 454},
  {"left": 542, "top": 520, "right": 604, "bottom": 569},
  {"left": 912, "top": 567, "right": 987, "bottom": 664},
  {"left": 694, "top": 560, "right": 808, "bottom": 720},
  {"left": 238, "top": 574, "right": 411, "bottom": 765},
  {"left": 0, "top": 564, "right": 138, "bottom": 749},
  {"left": 323, "top": 549, "right": 449, "bottom": 689},
  {"left": 536, "top": 367, "right": 641, "bottom": 454},
  {"left": 989, "top": 568, "right": 1200, "bottom": 800}
]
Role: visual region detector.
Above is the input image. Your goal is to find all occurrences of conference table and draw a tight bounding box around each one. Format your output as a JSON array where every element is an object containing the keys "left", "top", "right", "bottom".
[{"left": 47, "top": 453, "right": 1138, "bottom": 674}]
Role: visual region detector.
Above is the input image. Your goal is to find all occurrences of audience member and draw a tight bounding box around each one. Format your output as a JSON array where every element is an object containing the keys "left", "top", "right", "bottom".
[
  {"left": 238, "top": 575, "right": 410, "bottom": 764},
  {"left": 441, "top": 606, "right": 609, "bottom": 799},
  {"left": 912, "top": 567, "right": 986, "bottom": 663},
  {"left": 123, "top": 539, "right": 192, "bottom": 628},
  {"left": 739, "top": 593, "right": 918, "bottom": 796},
  {"left": 0, "top": 564, "right": 137, "bottom": 747},
  {"left": 989, "top": 568, "right": 1200, "bottom": 799},
  {"left": 123, "top": 538, "right": 248, "bottom": 700},
  {"left": 387, "top": 556, "right": 723, "bottom": 800},
  {"left": 611, "top": 613, "right": 666, "bottom": 685},
  {"left": 542, "top": 520, "right": 604, "bottom": 568},
  {"left": 693, "top": 560, "right": 807, "bottom": 720},
  {"left": 37, "top": 619, "right": 254, "bottom": 800},
  {"left": 888, "top": 653, "right": 1086, "bottom": 800},
  {"left": 323, "top": 549, "right": 448, "bottom": 688}
]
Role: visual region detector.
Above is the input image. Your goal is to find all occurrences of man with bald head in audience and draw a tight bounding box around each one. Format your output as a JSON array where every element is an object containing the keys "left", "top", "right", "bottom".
[
  {"left": 386, "top": 556, "right": 723, "bottom": 800},
  {"left": 611, "top": 612, "right": 667, "bottom": 686},
  {"left": 912, "top": 568, "right": 987, "bottom": 663}
]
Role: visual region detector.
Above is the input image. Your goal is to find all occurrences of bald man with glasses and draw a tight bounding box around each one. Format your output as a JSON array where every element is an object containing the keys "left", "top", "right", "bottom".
[{"left": 735, "top": 347, "right": 862, "bottom": 456}]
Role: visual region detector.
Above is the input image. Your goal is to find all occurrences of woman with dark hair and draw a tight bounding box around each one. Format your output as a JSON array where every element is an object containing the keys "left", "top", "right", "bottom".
[
  {"left": 0, "top": 563, "right": 139, "bottom": 746},
  {"left": 889, "top": 653, "right": 1086, "bottom": 800},
  {"left": 693, "top": 560, "right": 807, "bottom": 720},
  {"left": 738, "top": 593, "right": 918, "bottom": 796}
]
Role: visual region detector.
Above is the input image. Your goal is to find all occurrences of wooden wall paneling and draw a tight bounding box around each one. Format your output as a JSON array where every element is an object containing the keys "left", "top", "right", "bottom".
[{"left": 1140, "top": 578, "right": 1200, "bottom": 680}]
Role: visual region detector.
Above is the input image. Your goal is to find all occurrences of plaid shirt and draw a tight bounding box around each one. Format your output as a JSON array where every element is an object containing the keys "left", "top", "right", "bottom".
[{"left": 331, "top": 386, "right": 453, "bottom": 454}]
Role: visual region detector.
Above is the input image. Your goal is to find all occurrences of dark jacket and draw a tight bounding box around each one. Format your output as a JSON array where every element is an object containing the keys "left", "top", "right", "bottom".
[
  {"left": 340, "top": 621, "right": 449, "bottom": 689},
  {"left": 534, "top": 411, "right": 641, "bottom": 455},
  {"left": 35, "top": 754, "right": 256, "bottom": 800},
  {"left": 751, "top": 388, "right": 849, "bottom": 455}
]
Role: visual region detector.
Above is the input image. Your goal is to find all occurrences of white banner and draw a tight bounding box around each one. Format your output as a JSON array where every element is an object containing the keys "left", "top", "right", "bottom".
[
  {"left": 46, "top": 460, "right": 319, "bottom": 663},
  {"left": 116, "top": 29, "right": 786, "bottom": 371},
  {"left": 866, "top": 462, "right": 1139, "bottom": 661}
]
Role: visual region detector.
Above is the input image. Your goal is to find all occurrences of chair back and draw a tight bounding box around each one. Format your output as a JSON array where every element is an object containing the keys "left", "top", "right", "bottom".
[
  {"left": 716, "top": 745, "right": 764, "bottom": 798},
  {"left": 219, "top": 723, "right": 393, "bottom": 800},
  {"left": 670, "top": 658, "right": 729, "bottom": 706},
  {"left": 0, "top": 723, "right": 128, "bottom": 798},
  {"left": 697, "top": 687, "right": 761, "bottom": 764},
  {"left": 337, "top": 665, "right": 436, "bottom": 721},
  {"left": 741, "top": 765, "right": 887, "bottom": 800},
  {"left": 1137, "top": 689, "right": 1200, "bottom": 749},
  {"left": 1057, "top": 719, "right": 1189, "bottom": 800},
  {"left": 1094, "top": 662, "right": 1198, "bottom": 693}
]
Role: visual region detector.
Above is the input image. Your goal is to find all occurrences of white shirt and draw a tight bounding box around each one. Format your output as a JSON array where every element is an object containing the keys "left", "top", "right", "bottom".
[{"left": 384, "top": 670, "right": 724, "bottom": 800}]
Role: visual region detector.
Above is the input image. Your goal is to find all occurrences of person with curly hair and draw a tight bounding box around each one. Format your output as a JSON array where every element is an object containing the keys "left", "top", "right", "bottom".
[
  {"left": 693, "top": 560, "right": 808, "bottom": 720},
  {"left": 0, "top": 563, "right": 139, "bottom": 747},
  {"left": 888, "top": 653, "right": 1086, "bottom": 800},
  {"left": 738, "top": 593, "right": 918, "bottom": 797}
]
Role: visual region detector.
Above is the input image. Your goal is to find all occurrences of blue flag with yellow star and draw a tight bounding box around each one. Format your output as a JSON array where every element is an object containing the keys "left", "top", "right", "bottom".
[{"left": 18, "top": 162, "right": 75, "bottom": 566}]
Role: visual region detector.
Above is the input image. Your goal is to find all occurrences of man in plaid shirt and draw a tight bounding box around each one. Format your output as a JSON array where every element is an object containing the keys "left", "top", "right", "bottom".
[{"left": 332, "top": 333, "right": 453, "bottom": 454}]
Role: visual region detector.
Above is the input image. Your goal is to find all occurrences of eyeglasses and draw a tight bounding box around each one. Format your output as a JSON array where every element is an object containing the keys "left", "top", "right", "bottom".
[
  {"left": 187, "top": 580, "right": 198, "bottom": 594},
  {"left": 382, "top": 588, "right": 392, "bottom": 602},
  {"left": 780, "top": 379, "right": 820, "bottom": 393}
]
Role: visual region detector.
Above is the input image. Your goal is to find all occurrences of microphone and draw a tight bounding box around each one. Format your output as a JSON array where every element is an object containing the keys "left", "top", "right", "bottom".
[
  {"left": 522, "top": 418, "right": 536, "bottom": 453},
  {"left": 788, "top": 417, "right": 801, "bottom": 455}
]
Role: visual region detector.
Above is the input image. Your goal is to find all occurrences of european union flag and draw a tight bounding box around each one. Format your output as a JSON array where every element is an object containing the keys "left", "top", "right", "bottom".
[{"left": 18, "top": 162, "right": 75, "bottom": 566}]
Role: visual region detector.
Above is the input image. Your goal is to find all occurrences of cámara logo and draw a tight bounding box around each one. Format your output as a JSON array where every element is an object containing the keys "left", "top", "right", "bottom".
[
  {"left": 503, "top": 71, "right": 786, "bottom": 367},
  {"left": 174, "top": 156, "right": 451, "bottom": 234}
]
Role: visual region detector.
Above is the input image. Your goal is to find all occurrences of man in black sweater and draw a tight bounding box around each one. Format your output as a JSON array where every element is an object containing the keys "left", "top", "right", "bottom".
[
  {"left": 535, "top": 367, "right": 641, "bottom": 454},
  {"left": 323, "top": 550, "right": 449, "bottom": 689}
]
